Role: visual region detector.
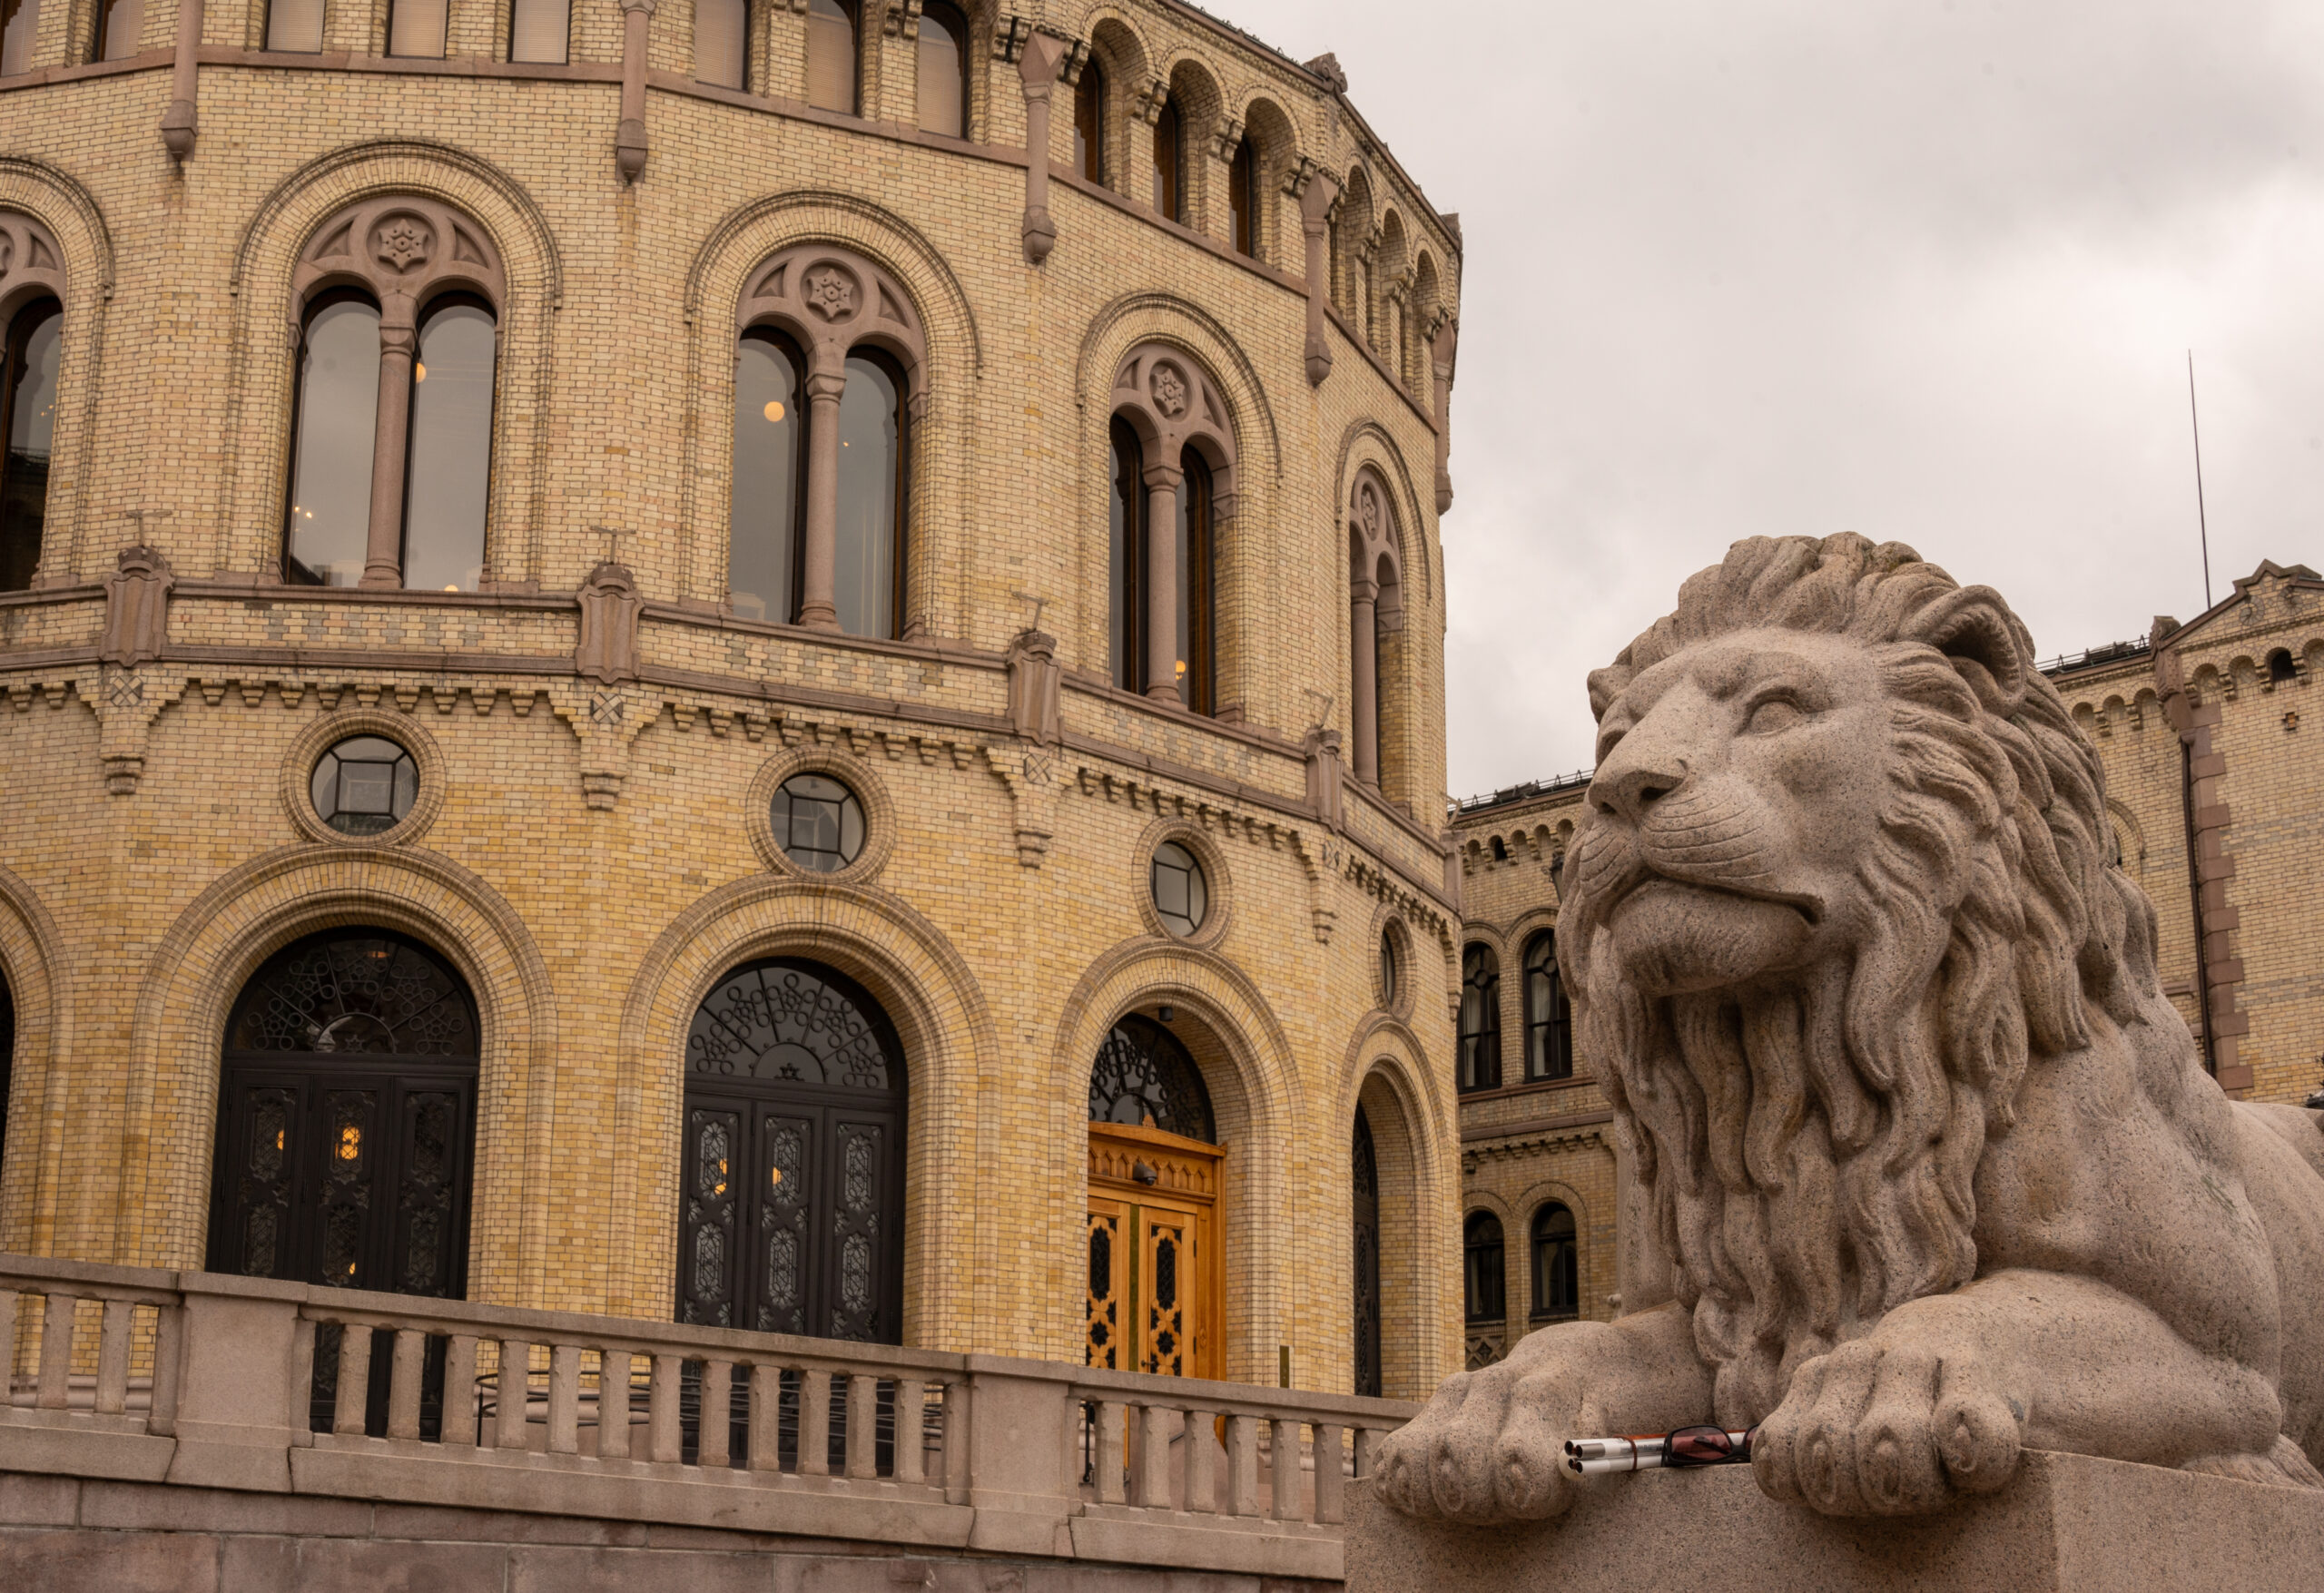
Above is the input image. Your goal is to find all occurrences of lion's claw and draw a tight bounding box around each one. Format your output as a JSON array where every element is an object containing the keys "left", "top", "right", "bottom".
[{"left": 1754, "top": 1340, "right": 2023, "bottom": 1517}]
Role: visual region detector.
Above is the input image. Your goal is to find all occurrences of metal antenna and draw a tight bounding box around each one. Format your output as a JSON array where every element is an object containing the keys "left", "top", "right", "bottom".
[{"left": 2187, "top": 351, "right": 2213, "bottom": 610}]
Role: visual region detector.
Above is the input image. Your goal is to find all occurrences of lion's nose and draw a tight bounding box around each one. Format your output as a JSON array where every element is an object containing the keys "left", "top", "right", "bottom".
[{"left": 1592, "top": 759, "right": 1689, "bottom": 823}]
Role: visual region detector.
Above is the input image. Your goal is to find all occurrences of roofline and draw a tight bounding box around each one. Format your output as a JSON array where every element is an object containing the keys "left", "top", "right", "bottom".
[{"left": 2153, "top": 558, "right": 2324, "bottom": 652}]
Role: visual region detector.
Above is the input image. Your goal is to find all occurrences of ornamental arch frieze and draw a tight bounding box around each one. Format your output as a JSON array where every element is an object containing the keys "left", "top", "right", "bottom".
[
  {"left": 609, "top": 873, "right": 997, "bottom": 1345},
  {"left": 113, "top": 846, "right": 555, "bottom": 1306},
  {"left": 676, "top": 192, "right": 979, "bottom": 633},
  {"left": 0, "top": 158, "right": 113, "bottom": 588},
  {"left": 0, "top": 860, "right": 71, "bottom": 1256},
  {"left": 1049, "top": 935, "right": 1299, "bottom": 1383},
  {"left": 216, "top": 142, "right": 560, "bottom": 589}
]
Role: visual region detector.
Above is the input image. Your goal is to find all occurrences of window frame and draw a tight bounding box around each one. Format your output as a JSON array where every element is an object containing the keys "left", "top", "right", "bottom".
[
  {"left": 805, "top": 0, "right": 860, "bottom": 115},
  {"left": 1457, "top": 942, "right": 1502, "bottom": 1094},
  {"left": 399, "top": 290, "right": 500, "bottom": 595},
  {"left": 916, "top": 0, "right": 970, "bottom": 139},
  {"left": 0, "top": 294, "right": 62, "bottom": 595},
  {"left": 281, "top": 286, "right": 385, "bottom": 588},
  {"left": 1108, "top": 414, "right": 1145, "bottom": 693},
  {"left": 1522, "top": 929, "right": 1573, "bottom": 1083},
  {"left": 693, "top": 0, "right": 751, "bottom": 91},
  {"left": 1151, "top": 94, "right": 1184, "bottom": 222},
  {"left": 1177, "top": 449, "right": 1216, "bottom": 714},
  {"left": 507, "top": 0, "right": 571, "bottom": 64},
  {"left": 1074, "top": 58, "right": 1106, "bottom": 183},
  {"left": 1530, "top": 1203, "right": 1579, "bottom": 1321},
  {"left": 832, "top": 344, "right": 910, "bottom": 641},
  {"left": 1463, "top": 1211, "right": 1505, "bottom": 1324},
  {"left": 1228, "top": 136, "right": 1257, "bottom": 257},
  {"left": 729, "top": 326, "right": 810, "bottom": 624}
]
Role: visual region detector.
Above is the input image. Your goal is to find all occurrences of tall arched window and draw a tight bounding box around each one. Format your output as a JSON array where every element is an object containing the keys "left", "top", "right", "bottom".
[
  {"left": 284, "top": 290, "right": 383, "bottom": 588},
  {"left": 1108, "top": 416, "right": 1144, "bottom": 692},
  {"left": 401, "top": 295, "right": 497, "bottom": 592},
  {"left": 917, "top": 0, "right": 968, "bottom": 137},
  {"left": 833, "top": 350, "right": 905, "bottom": 639},
  {"left": 0, "top": 296, "right": 61, "bottom": 593},
  {"left": 94, "top": 0, "right": 143, "bottom": 60},
  {"left": 1463, "top": 1211, "right": 1504, "bottom": 1323},
  {"left": 1347, "top": 473, "right": 1403, "bottom": 789},
  {"left": 507, "top": 0, "right": 568, "bottom": 63},
  {"left": 1458, "top": 943, "right": 1501, "bottom": 1093},
  {"left": 1151, "top": 95, "right": 1183, "bottom": 221},
  {"left": 1228, "top": 136, "right": 1257, "bottom": 257},
  {"left": 1352, "top": 1107, "right": 1381, "bottom": 1398},
  {"left": 695, "top": 0, "right": 748, "bottom": 90},
  {"left": 1074, "top": 59, "right": 1106, "bottom": 182},
  {"left": 1531, "top": 1204, "right": 1578, "bottom": 1320},
  {"left": 0, "top": 0, "right": 40, "bottom": 73},
  {"left": 0, "top": 970, "right": 14, "bottom": 1188},
  {"left": 729, "top": 329, "right": 805, "bottom": 623},
  {"left": 1175, "top": 452, "right": 1215, "bottom": 713},
  {"left": 679, "top": 959, "right": 906, "bottom": 1342},
  {"left": 806, "top": 0, "right": 858, "bottom": 113},
  {"left": 1523, "top": 930, "right": 1572, "bottom": 1082}
]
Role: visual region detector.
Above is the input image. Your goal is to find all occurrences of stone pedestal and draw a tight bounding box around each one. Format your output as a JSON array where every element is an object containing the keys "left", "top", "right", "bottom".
[{"left": 1345, "top": 1451, "right": 2324, "bottom": 1593}]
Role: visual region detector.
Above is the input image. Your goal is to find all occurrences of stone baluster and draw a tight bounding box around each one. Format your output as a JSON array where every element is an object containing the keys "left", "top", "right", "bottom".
[
  {"left": 1094, "top": 1399, "right": 1128, "bottom": 1503},
  {"left": 1354, "top": 1425, "right": 1382, "bottom": 1479},
  {"left": 1134, "top": 1401, "right": 1177, "bottom": 1508},
  {"left": 748, "top": 1363, "right": 783, "bottom": 1470},
  {"left": 94, "top": 1300, "right": 133, "bottom": 1416},
  {"left": 940, "top": 1380, "right": 969, "bottom": 1501},
  {"left": 387, "top": 1328, "right": 426, "bottom": 1440},
  {"left": 1312, "top": 1423, "right": 1346, "bottom": 1524},
  {"left": 1182, "top": 1407, "right": 1216, "bottom": 1514},
  {"left": 1270, "top": 1417, "right": 1304, "bottom": 1519},
  {"left": 547, "top": 1343, "right": 582, "bottom": 1454},
  {"left": 36, "top": 1293, "right": 77, "bottom": 1409},
  {"left": 1221, "top": 1413, "right": 1259, "bottom": 1517},
  {"left": 798, "top": 1369, "right": 832, "bottom": 1476},
  {"left": 443, "top": 1335, "right": 479, "bottom": 1445},
  {"left": 147, "top": 1306, "right": 182, "bottom": 1438},
  {"left": 495, "top": 1341, "right": 533, "bottom": 1449},
  {"left": 891, "top": 1380, "right": 926, "bottom": 1483},
  {"left": 650, "top": 1353, "right": 683, "bottom": 1463},
  {"left": 845, "top": 1373, "right": 879, "bottom": 1478},
  {"left": 597, "top": 1349, "right": 634, "bottom": 1459},
  {"left": 698, "top": 1360, "right": 734, "bottom": 1467},
  {"left": 0, "top": 1288, "right": 17, "bottom": 1406},
  {"left": 332, "top": 1324, "right": 372, "bottom": 1436}
]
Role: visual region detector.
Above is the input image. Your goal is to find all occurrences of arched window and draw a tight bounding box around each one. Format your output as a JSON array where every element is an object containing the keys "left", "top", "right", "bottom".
[
  {"left": 680, "top": 958, "right": 907, "bottom": 1340},
  {"left": 806, "top": 0, "right": 858, "bottom": 114},
  {"left": 1523, "top": 930, "right": 1572, "bottom": 1082},
  {"left": 2268, "top": 648, "right": 2298, "bottom": 685},
  {"left": 695, "top": 0, "right": 748, "bottom": 90},
  {"left": 1175, "top": 451, "right": 1215, "bottom": 713},
  {"left": 507, "top": 0, "right": 568, "bottom": 63},
  {"left": 284, "top": 200, "right": 507, "bottom": 591},
  {"left": 0, "top": 970, "right": 14, "bottom": 1188},
  {"left": 1352, "top": 1107, "right": 1381, "bottom": 1398},
  {"left": 729, "top": 329, "right": 805, "bottom": 623},
  {"left": 1074, "top": 58, "right": 1106, "bottom": 182},
  {"left": 834, "top": 350, "right": 906, "bottom": 639},
  {"left": 917, "top": 0, "right": 968, "bottom": 138},
  {"left": 1347, "top": 475, "right": 1403, "bottom": 788},
  {"left": 1151, "top": 95, "right": 1183, "bottom": 221},
  {"left": 401, "top": 295, "right": 496, "bottom": 592},
  {"left": 1, "top": 0, "right": 40, "bottom": 73},
  {"left": 1108, "top": 416, "right": 1144, "bottom": 692},
  {"left": 1228, "top": 136, "right": 1257, "bottom": 257},
  {"left": 1088, "top": 1014, "right": 1215, "bottom": 1141},
  {"left": 389, "top": 0, "right": 447, "bottom": 57},
  {"left": 1463, "top": 1211, "right": 1504, "bottom": 1323},
  {"left": 0, "top": 296, "right": 61, "bottom": 593},
  {"left": 284, "top": 290, "right": 383, "bottom": 588},
  {"left": 1458, "top": 943, "right": 1501, "bottom": 1093},
  {"left": 1531, "top": 1204, "right": 1578, "bottom": 1320},
  {"left": 94, "top": 0, "right": 143, "bottom": 61}
]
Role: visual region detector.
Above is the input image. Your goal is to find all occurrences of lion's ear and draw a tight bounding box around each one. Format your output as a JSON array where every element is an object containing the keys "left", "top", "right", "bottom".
[{"left": 1907, "top": 586, "right": 2027, "bottom": 712}]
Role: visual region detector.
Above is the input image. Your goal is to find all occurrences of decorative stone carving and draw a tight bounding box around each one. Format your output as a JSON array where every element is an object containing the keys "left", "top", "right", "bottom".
[
  {"left": 803, "top": 263, "right": 858, "bottom": 320},
  {"left": 1303, "top": 725, "right": 1344, "bottom": 833},
  {"left": 372, "top": 215, "right": 433, "bottom": 272},
  {"left": 1149, "top": 364, "right": 1187, "bottom": 418},
  {"left": 575, "top": 562, "right": 644, "bottom": 686},
  {"left": 0, "top": 211, "right": 66, "bottom": 317},
  {"left": 1005, "top": 628, "right": 1063, "bottom": 747},
  {"left": 1014, "top": 29, "right": 1076, "bottom": 264},
  {"left": 296, "top": 195, "right": 506, "bottom": 309},
  {"left": 1378, "top": 533, "right": 2324, "bottom": 1523},
  {"left": 1304, "top": 53, "right": 1348, "bottom": 94},
  {"left": 1110, "top": 344, "right": 1234, "bottom": 475},
  {"left": 737, "top": 243, "right": 927, "bottom": 387},
  {"left": 101, "top": 546, "right": 175, "bottom": 670}
]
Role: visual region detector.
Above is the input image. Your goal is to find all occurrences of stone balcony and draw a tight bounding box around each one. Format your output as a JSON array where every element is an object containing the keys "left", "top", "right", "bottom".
[{"left": 0, "top": 1253, "right": 1413, "bottom": 1590}]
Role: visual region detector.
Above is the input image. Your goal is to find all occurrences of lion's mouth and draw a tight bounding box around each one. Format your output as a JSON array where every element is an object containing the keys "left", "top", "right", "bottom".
[
  {"left": 1603, "top": 871, "right": 1818, "bottom": 926},
  {"left": 1601, "top": 877, "right": 1818, "bottom": 995}
]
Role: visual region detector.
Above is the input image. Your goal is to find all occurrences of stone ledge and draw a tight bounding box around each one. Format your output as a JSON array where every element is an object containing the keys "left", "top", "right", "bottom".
[{"left": 1344, "top": 1450, "right": 2324, "bottom": 1593}]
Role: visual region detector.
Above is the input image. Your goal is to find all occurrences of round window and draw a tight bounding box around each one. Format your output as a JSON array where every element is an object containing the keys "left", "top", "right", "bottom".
[
  {"left": 1151, "top": 841, "right": 1208, "bottom": 937},
  {"left": 772, "top": 773, "right": 865, "bottom": 873},
  {"left": 310, "top": 735, "right": 419, "bottom": 836},
  {"left": 1381, "top": 929, "right": 1399, "bottom": 1004}
]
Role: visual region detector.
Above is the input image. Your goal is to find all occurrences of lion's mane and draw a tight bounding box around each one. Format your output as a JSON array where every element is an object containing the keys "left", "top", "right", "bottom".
[{"left": 1561, "top": 533, "right": 2165, "bottom": 1421}]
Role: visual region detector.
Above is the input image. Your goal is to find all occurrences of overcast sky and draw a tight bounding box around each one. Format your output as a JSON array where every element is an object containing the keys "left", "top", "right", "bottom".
[{"left": 1218, "top": 0, "right": 2324, "bottom": 798}]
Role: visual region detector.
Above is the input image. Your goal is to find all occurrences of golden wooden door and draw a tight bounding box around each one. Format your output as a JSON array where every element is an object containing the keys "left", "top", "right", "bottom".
[{"left": 1085, "top": 1122, "right": 1223, "bottom": 1381}]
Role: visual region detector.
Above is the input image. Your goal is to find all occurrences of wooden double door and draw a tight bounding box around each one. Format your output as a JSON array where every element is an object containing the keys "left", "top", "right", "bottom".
[{"left": 1085, "top": 1121, "right": 1223, "bottom": 1381}]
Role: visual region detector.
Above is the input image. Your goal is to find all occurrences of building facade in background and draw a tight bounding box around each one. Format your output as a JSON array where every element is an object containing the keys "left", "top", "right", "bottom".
[{"left": 1447, "top": 557, "right": 2324, "bottom": 1369}]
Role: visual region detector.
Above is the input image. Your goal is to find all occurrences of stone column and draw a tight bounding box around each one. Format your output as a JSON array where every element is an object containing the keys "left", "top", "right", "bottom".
[
  {"left": 798, "top": 368, "right": 848, "bottom": 630},
  {"left": 1297, "top": 165, "right": 1341, "bottom": 386},
  {"left": 1017, "top": 33, "right": 1071, "bottom": 263},
  {"left": 161, "top": 0, "right": 203, "bottom": 160},
  {"left": 616, "top": 0, "right": 656, "bottom": 182},
  {"left": 1143, "top": 460, "right": 1182, "bottom": 702},
  {"left": 1350, "top": 571, "right": 1379, "bottom": 783},
  {"left": 1431, "top": 314, "right": 1459, "bottom": 512},
  {"left": 360, "top": 299, "right": 418, "bottom": 589}
]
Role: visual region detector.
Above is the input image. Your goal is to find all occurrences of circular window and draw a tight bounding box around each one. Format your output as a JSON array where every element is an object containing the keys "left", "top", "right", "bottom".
[
  {"left": 1150, "top": 841, "right": 1208, "bottom": 937},
  {"left": 310, "top": 736, "right": 418, "bottom": 836},
  {"left": 772, "top": 773, "right": 865, "bottom": 873},
  {"left": 1381, "top": 929, "right": 1399, "bottom": 1006}
]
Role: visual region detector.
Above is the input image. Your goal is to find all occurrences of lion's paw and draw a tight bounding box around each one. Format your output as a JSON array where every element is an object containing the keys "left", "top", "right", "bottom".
[
  {"left": 1753, "top": 1340, "right": 2023, "bottom": 1516},
  {"left": 1373, "top": 1362, "right": 1589, "bottom": 1523}
]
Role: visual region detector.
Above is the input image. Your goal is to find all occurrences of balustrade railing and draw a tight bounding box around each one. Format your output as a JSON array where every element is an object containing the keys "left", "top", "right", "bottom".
[{"left": 0, "top": 1253, "right": 1415, "bottom": 1578}]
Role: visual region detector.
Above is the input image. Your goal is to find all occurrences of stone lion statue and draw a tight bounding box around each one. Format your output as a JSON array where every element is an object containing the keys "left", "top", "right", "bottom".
[{"left": 1383, "top": 533, "right": 2324, "bottom": 1521}]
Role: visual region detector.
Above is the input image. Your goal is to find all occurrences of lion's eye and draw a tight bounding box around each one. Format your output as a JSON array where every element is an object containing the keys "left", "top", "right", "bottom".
[{"left": 1745, "top": 697, "right": 1803, "bottom": 734}]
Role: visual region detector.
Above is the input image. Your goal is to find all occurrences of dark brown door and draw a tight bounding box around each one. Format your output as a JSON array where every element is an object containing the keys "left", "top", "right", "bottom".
[{"left": 676, "top": 959, "right": 905, "bottom": 1343}]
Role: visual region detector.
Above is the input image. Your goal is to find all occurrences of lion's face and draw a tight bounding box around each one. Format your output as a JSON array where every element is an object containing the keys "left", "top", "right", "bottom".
[{"left": 1570, "top": 628, "right": 1896, "bottom": 997}]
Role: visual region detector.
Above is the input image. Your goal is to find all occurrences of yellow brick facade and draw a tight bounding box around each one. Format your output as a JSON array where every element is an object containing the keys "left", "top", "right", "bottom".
[{"left": 0, "top": 0, "right": 1466, "bottom": 1401}]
